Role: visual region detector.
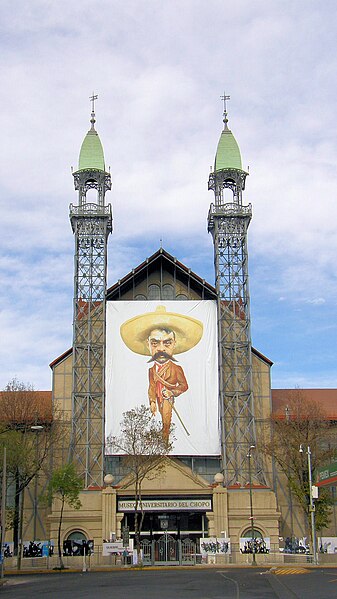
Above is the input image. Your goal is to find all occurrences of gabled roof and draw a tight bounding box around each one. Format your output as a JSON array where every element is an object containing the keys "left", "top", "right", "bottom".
[
  {"left": 106, "top": 247, "right": 217, "bottom": 300},
  {"left": 50, "top": 247, "right": 272, "bottom": 369}
]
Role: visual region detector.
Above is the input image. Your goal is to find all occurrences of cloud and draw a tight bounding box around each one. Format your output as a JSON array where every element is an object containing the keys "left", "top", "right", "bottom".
[{"left": 1, "top": 0, "right": 337, "bottom": 388}]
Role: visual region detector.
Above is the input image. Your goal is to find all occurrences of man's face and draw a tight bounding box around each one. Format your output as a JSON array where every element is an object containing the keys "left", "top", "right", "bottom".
[{"left": 148, "top": 329, "right": 176, "bottom": 363}]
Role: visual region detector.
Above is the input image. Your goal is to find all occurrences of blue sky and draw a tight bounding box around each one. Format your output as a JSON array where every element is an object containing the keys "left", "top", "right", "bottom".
[{"left": 1, "top": 0, "right": 337, "bottom": 390}]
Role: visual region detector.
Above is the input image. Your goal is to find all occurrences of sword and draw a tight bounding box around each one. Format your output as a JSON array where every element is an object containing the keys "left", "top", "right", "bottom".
[{"left": 171, "top": 403, "right": 190, "bottom": 436}]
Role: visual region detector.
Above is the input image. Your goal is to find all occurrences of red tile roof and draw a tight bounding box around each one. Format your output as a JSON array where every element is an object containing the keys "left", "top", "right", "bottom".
[
  {"left": 0, "top": 390, "right": 52, "bottom": 425},
  {"left": 272, "top": 389, "right": 337, "bottom": 420}
]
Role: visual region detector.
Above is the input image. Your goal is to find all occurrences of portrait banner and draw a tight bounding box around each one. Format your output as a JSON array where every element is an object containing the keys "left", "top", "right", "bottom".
[{"left": 106, "top": 300, "right": 219, "bottom": 455}]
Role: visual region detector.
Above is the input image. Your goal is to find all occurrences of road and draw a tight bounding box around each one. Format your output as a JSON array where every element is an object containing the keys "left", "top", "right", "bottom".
[{"left": 2, "top": 567, "right": 337, "bottom": 598}]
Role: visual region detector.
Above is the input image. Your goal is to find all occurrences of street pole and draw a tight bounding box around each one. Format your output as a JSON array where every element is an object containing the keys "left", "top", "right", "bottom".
[
  {"left": 300, "top": 444, "right": 318, "bottom": 565},
  {"left": 247, "top": 445, "right": 256, "bottom": 565},
  {"left": 17, "top": 487, "right": 25, "bottom": 570},
  {"left": 31, "top": 424, "right": 44, "bottom": 542},
  {"left": 0, "top": 448, "right": 7, "bottom": 578},
  {"left": 307, "top": 446, "right": 318, "bottom": 565}
]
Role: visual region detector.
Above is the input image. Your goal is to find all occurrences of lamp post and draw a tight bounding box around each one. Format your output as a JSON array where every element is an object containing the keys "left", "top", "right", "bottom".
[
  {"left": 17, "top": 424, "right": 44, "bottom": 570},
  {"left": 31, "top": 424, "right": 44, "bottom": 542},
  {"left": 0, "top": 448, "right": 6, "bottom": 578},
  {"left": 247, "top": 445, "right": 256, "bottom": 565},
  {"left": 299, "top": 444, "right": 318, "bottom": 565}
]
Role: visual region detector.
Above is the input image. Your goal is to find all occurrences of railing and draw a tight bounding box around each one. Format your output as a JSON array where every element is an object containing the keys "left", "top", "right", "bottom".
[
  {"left": 69, "top": 203, "right": 112, "bottom": 217},
  {"left": 3, "top": 544, "right": 335, "bottom": 570},
  {"left": 208, "top": 202, "right": 252, "bottom": 218}
]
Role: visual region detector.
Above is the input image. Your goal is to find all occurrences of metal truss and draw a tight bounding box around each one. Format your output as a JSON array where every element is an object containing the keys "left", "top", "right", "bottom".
[
  {"left": 208, "top": 169, "right": 266, "bottom": 485},
  {"left": 69, "top": 172, "right": 112, "bottom": 488}
]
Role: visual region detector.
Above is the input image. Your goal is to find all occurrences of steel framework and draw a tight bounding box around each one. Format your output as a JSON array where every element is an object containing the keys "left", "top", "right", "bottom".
[
  {"left": 208, "top": 166, "right": 266, "bottom": 485},
  {"left": 69, "top": 168, "right": 112, "bottom": 488}
]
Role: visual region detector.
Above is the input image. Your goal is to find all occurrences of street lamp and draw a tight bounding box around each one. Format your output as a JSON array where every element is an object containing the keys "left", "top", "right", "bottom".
[
  {"left": 299, "top": 444, "right": 318, "bottom": 565},
  {"left": 247, "top": 445, "right": 256, "bottom": 565},
  {"left": 17, "top": 424, "right": 45, "bottom": 570},
  {"left": 0, "top": 448, "right": 6, "bottom": 579},
  {"left": 31, "top": 424, "right": 44, "bottom": 542}
]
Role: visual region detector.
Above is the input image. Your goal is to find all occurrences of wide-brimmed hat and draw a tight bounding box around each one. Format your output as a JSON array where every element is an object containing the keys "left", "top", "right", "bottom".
[{"left": 120, "top": 305, "right": 203, "bottom": 356}]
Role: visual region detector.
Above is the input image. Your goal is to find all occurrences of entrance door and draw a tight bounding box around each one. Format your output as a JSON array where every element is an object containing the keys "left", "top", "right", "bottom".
[{"left": 155, "top": 534, "right": 178, "bottom": 564}]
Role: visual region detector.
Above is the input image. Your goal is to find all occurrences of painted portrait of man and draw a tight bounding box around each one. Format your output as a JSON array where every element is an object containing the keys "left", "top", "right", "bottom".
[
  {"left": 106, "top": 300, "right": 219, "bottom": 455},
  {"left": 120, "top": 305, "right": 203, "bottom": 440}
]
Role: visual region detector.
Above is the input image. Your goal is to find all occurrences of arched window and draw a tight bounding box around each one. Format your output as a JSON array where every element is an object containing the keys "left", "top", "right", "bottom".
[
  {"left": 135, "top": 294, "right": 147, "bottom": 300},
  {"left": 162, "top": 284, "right": 174, "bottom": 299},
  {"left": 67, "top": 531, "right": 87, "bottom": 542},
  {"left": 242, "top": 529, "right": 263, "bottom": 539},
  {"left": 176, "top": 293, "right": 188, "bottom": 300},
  {"left": 148, "top": 284, "right": 160, "bottom": 300}
]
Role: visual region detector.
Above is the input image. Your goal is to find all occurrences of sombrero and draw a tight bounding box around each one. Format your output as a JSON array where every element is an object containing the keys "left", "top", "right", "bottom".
[{"left": 120, "top": 305, "right": 203, "bottom": 356}]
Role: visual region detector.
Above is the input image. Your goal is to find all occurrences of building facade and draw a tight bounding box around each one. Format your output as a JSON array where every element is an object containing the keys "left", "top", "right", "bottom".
[
  {"left": 7, "top": 102, "right": 337, "bottom": 563},
  {"left": 47, "top": 104, "right": 282, "bottom": 559}
]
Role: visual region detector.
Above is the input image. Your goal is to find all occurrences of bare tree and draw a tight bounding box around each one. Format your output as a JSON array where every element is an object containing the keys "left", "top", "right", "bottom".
[
  {"left": 0, "top": 378, "right": 56, "bottom": 556},
  {"left": 263, "top": 389, "right": 334, "bottom": 541},
  {"left": 106, "top": 404, "right": 173, "bottom": 563}
]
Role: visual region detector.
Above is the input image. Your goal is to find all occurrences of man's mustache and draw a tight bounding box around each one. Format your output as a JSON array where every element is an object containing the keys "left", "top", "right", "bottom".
[{"left": 148, "top": 351, "right": 178, "bottom": 363}]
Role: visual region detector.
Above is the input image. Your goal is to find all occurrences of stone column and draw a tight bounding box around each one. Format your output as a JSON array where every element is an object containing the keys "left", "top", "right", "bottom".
[
  {"left": 212, "top": 485, "right": 229, "bottom": 537},
  {"left": 101, "top": 486, "right": 117, "bottom": 541}
]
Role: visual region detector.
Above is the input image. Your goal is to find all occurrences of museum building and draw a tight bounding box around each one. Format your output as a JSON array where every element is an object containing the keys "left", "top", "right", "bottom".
[{"left": 6, "top": 101, "right": 337, "bottom": 562}]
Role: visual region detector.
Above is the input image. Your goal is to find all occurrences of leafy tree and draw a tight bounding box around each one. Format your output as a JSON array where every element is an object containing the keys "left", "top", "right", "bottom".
[
  {"left": 0, "top": 378, "right": 55, "bottom": 556},
  {"left": 44, "top": 463, "right": 83, "bottom": 569},
  {"left": 263, "top": 389, "right": 335, "bottom": 544},
  {"left": 107, "top": 405, "right": 173, "bottom": 564}
]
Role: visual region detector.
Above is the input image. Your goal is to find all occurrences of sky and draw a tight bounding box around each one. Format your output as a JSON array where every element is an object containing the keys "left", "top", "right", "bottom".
[{"left": 1, "top": 0, "right": 337, "bottom": 391}]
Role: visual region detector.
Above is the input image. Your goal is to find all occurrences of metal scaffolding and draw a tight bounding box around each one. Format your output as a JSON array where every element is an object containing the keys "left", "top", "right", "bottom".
[
  {"left": 69, "top": 167, "right": 112, "bottom": 488},
  {"left": 208, "top": 164, "right": 266, "bottom": 486}
]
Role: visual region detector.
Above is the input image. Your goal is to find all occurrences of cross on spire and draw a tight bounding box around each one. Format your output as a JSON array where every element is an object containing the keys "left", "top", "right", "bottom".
[
  {"left": 89, "top": 92, "right": 98, "bottom": 129},
  {"left": 221, "top": 92, "right": 230, "bottom": 113},
  {"left": 220, "top": 92, "right": 230, "bottom": 129},
  {"left": 90, "top": 92, "right": 98, "bottom": 113}
]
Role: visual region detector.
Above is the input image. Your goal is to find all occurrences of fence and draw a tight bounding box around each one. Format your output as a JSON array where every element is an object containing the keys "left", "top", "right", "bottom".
[{"left": 4, "top": 543, "right": 337, "bottom": 570}]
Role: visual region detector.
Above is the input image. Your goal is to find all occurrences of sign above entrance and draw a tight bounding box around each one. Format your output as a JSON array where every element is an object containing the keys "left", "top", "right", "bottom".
[{"left": 118, "top": 498, "right": 212, "bottom": 512}]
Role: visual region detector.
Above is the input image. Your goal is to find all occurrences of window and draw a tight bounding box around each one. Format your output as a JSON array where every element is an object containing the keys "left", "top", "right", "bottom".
[
  {"left": 162, "top": 284, "right": 174, "bottom": 300},
  {"left": 176, "top": 293, "right": 188, "bottom": 300},
  {"left": 67, "top": 531, "right": 87, "bottom": 542},
  {"left": 242, "top": 529, "right": 263, "bottom": 539},
  {"left": 148, "top": 284, "right": 160, "bottom": 299},
  {"left": 135, "top": 294, "right": 147, "bottom": 300}
]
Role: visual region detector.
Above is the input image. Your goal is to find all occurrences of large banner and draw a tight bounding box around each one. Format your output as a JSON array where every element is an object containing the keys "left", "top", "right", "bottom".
[{"left": 106, "top": 300, "right": 219, "bottom": 455}]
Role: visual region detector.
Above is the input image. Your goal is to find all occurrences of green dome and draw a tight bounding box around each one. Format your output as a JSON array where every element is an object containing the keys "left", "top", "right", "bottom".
[
  {"left": 214, "top": 127, "right": 242, "bottom": 171},
  {"left": 78, "top": 128, "right": 105, "bottom": 171}
]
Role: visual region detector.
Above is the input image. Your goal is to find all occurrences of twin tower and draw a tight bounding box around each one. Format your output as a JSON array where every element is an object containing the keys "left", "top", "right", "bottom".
[{"left": 69, "top": 98, "right": 264, "bottom": 489}]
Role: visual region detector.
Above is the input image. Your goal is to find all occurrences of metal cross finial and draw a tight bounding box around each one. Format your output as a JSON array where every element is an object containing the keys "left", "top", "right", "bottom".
[
  {"left": 90, "top": 93, "right": 98, "bottom": 114},
  {"left": 89, "top": 93, "right": 98, "bottom": 129},
  {"left": 221, "top": 92, "right": 230, "bottom": 113},
  {"left": 220, "top": 92, "right": 230, "bottom": 129}
]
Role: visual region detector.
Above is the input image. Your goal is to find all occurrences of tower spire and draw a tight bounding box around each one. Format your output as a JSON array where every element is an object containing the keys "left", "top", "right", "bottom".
[
  {"left": 69, "top": 101, "right": 112, "bottom": 488},
  {"left": 208, "top": 100, "right": 267, "bottom": 486},
  {"left": 89, "top": 92, "right": 98, "bottom": 130}
]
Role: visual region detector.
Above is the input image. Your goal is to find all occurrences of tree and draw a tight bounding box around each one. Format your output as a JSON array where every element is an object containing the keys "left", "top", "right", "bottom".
[
  {"left": 44, "top": 463, "right": 83, "bottom": 569},
  {"left": 106, "top": 405, "right": 173, "bottom": 564},
  {"left": 0, "top": 378, "right": 55, "bottom": 556},
  {"left": 263, "top": 389, "right": 335, "bottom": 543}
]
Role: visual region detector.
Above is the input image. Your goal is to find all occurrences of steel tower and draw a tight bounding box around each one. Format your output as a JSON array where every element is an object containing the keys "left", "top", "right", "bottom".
[
  {"left": 69, "top": 96, "right": 112, "bottom": 487},
  {"left": 208, "top": 98, "right": 265, "bottom": 485}
]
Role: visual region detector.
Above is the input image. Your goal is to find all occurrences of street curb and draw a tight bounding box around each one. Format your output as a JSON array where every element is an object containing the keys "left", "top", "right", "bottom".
[{"left": 3, "top": 564, "right": 337, "bottom": 575}]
